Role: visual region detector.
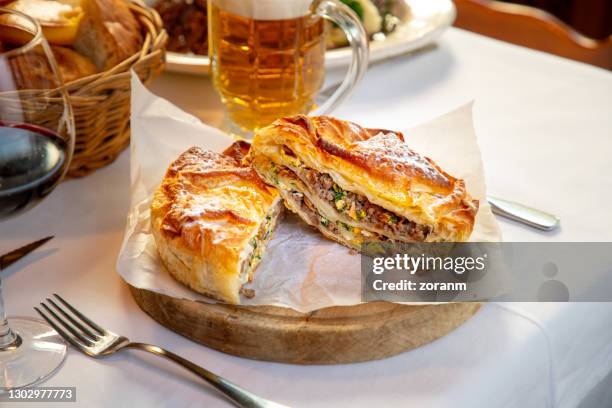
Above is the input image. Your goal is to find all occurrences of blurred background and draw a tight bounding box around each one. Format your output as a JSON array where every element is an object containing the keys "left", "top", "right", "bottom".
[
  {"left": 505, "top": 0, "right": 612, "bottom": 39},
  {"left": 500, "top": 0, "right": 611, "bottom": 39},
  {"left": 453, "top": 0, "right": 612, "bottom": 70}
]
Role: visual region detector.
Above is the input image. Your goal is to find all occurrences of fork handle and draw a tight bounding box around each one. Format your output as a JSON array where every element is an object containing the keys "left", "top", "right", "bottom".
[{"left": 124, "top": 342, "right": 288, "bottom": 408}]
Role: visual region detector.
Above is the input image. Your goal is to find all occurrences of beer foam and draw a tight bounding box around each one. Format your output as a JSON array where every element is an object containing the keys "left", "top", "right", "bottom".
[{"left": 212, "top": 0, "right": 314, "bottom": 20}]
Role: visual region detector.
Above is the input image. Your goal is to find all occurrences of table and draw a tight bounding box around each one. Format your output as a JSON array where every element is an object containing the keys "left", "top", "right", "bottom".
[{"left": 2, "top": 28, "right": 612, "bottom": 408}]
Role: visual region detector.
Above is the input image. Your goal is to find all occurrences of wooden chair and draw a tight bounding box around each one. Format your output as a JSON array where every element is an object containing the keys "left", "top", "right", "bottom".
[{"left": 453, "top": 0, "right": 612, "bottom": 70}]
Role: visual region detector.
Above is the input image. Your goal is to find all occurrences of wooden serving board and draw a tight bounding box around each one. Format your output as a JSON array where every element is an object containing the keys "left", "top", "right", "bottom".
[{"left": 129, "top": 285, "right": 480, "bottom": 364}]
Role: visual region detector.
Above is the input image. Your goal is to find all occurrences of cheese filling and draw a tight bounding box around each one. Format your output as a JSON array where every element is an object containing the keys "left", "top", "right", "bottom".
[{"left": 240, "top": 200, "right": 283, "bottom": 285}]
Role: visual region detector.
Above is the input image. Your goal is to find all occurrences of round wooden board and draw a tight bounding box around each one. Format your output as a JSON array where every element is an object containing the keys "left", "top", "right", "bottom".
[{"left": 129, "top": 285, "right": 481, "bottom": 365}]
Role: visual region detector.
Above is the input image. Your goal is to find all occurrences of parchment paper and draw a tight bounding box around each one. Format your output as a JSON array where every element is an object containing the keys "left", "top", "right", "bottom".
[{"left": 116, "top": 72, "right": 502, "bottom": 313}]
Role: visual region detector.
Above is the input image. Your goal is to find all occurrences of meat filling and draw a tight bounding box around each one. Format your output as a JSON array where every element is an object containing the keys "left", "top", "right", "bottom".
[
  {"left": 298, "top": 168, "right": 430, "bottom": 241},
  {"left": 288, "top": 190, "right": 365, "bottom": 239}
]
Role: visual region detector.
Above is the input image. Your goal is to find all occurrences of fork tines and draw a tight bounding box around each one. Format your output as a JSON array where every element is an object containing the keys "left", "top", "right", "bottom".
[
  {"left": 35, "top": 294, "right": 105, "bottom": 351},
  {"left": 35, "top": 296, "right": 287, "bottom": 406}
]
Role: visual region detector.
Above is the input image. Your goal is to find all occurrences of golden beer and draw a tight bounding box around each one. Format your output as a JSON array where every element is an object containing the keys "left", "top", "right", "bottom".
[{"left": 208, "top": 0, "right": 326, "bottom": 132}]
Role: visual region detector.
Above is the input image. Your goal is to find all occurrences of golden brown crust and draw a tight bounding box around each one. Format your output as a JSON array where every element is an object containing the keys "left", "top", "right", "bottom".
[
  {"left": 6, "top": 45, "right": 95, "bottom": 89},
  {"left": 51, "top": 45, "right": 98, "bottom": 82},
  {"left": 222, "top": 139, "right": 251, "bottom": 163},
  {"left": 151, "top": 144, "right": 282, "bottom": 304},
  {"left": 73, "top": 0, "right": 142, "bottom": 70},
  {"left": 248, "top": 115, "right": 478, "bottom": 243}
]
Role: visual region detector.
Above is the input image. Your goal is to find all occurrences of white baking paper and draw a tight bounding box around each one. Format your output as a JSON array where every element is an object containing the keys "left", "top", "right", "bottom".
[{"left": 116, "top": 72, "right": 502, "bottom": 313}]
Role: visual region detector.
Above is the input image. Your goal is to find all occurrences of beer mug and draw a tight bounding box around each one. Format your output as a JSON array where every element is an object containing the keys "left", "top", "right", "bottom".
[{"left": 208, "top": 0, "right": 369, "bottom": 136}]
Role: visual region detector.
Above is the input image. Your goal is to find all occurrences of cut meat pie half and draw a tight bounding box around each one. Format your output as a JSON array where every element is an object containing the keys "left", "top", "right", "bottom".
[
  {"left": 151, "top": 142, "right": 283, "bottom": 304},
  {"left": 247, "top": 116, "right": 478, "bottom": 250}
]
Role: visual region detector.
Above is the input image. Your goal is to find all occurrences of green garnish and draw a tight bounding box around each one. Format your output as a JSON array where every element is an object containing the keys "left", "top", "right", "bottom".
[
  {"left": 333, "top": 189, "right": 345, "bottom": 202},
  {"left": 321, "top": 217, "right": 329, "bottom": 227},
  {"left": 340, "top": 0, "right": 364, "bottom": 20},
  {"left": 387, "top": 214, "right": 399, "bottom": 224},
  {"left": 332, "top": 184, "right": 347, "bottom": 202},
  {"left": 270, "top": 161, "right": 280, "bottom": 175},
  {"left": 338, "top": 221, "right": 352, "bottom": 231},
  {"left": 251, "top": 238, "right": 257, "bottom": 249}
]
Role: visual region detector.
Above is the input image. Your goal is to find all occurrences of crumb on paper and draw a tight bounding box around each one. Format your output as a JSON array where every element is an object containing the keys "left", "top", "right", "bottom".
[
  {"left": 349, "top": 248, "right": 358, "bottom": 255},
  {"left": 241, "top": 287, "right": 256, "bottom": 298}
]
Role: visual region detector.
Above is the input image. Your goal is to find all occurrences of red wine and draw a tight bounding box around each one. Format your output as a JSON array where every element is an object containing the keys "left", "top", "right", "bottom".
[{"left": 0, "top": 122, "right": 67, "bottom": 219}]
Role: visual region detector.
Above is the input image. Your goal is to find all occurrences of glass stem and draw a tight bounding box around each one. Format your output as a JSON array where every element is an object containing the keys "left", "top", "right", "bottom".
[{"left": 0, "top": 275, "right": 18, "bottom": 350}]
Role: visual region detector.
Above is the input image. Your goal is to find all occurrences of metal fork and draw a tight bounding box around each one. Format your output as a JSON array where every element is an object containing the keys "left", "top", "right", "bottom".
[{"left": 35, "top": 294, "right": 288, "bottom": 408}]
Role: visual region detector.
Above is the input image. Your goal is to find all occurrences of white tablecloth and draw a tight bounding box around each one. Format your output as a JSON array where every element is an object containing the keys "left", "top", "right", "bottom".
[{"left": 2, "top": 28, "right": 612, "bottom": 408}]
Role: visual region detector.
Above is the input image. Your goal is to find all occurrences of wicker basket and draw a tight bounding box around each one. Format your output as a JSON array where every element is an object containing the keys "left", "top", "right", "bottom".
[{"left": 3, "top": 1, "right": 167, "bottom": 178}]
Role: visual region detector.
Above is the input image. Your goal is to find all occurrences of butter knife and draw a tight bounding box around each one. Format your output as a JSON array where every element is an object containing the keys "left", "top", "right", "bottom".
[{"left": 488, "top": 196, "right": 560, "bottom": 231}]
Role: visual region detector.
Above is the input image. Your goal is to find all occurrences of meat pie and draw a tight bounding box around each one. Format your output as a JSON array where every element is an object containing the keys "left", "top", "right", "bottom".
[
  {"left": 151, "top": 142, "right": 283, "bottom": 304},
  {"left": 247, "top": 115, "right": 478, "bottom": 250}
]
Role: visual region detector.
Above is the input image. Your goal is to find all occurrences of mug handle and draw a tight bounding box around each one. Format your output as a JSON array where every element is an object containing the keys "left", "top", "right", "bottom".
[{"left": 312, "top": 0, "right": 369, "bottom": 115}]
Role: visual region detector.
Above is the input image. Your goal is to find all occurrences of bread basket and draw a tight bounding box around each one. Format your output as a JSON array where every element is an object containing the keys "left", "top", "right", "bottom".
[{"left": 6, "top": 0, "right": 167, "bottom": 178}]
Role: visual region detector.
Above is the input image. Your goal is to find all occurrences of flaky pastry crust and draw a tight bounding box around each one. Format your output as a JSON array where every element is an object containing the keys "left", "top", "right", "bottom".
[
  {"left": 151, "top": 143, "right": 282, "bottom": 304},
  {"left": 248, "top": 115, "right": 478, "bottom": 243}
]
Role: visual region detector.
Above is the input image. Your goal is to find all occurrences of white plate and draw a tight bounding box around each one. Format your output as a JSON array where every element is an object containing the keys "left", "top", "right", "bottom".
[{"left": 163, "top": 0, "right": 456, "bottom": 75}]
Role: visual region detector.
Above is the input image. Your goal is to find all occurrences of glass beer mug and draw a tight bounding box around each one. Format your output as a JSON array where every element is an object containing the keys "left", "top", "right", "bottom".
[{"left": 208, "top": 0, "right": 369, "bottom": 136}]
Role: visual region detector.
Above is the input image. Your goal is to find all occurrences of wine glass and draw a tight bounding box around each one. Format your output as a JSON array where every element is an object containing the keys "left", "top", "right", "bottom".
[{"left": 0, "top": 8, "right": 75, "bottom": 389}]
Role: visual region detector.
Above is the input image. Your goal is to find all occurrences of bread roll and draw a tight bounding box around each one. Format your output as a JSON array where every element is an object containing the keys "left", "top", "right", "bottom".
[
  {"left": 1, "top": 47, "right": 96, "bottom": 88},
  {"left": 8, "top": 49, "right": 62, "bottom": 89},
  {"left": 52, "top": 45, "right": 97, "bottom": 82},
  {"left": 2, "top": 0, "right": 83, "bottom": 46},
  {"left": 73, "top": 0, "right": 142, "bottom": 70}
]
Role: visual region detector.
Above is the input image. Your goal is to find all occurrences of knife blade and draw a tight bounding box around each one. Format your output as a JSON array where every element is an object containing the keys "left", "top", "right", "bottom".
[{"left": 0, "top": 236, "right": 54, "bottom": 270}]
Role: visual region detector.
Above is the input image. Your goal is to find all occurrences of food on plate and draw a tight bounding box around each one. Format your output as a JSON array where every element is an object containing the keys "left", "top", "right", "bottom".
[
  {"left": 151, "top": 142, "right": 284, "bottom": 304},
  {"left": 154, "top": 0, "right": 207, "bottom": 55},
  {"left": 0, "top": 0, "right": 143, "bottom": 83},
  {"left": 0, "top": 0, "right": 83, "bottom": 45},
  {"left": 153, "top": 0, "right": 406, "bottom": 56},
  {"left": 326, "top": 0, "right": 381, "bottom": 48},
  {"left": 248, "top": 115, "right": 478, "bottom": 250},
  {"left": 325, "top": 0, "right": 406, "bottom": 48}
]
